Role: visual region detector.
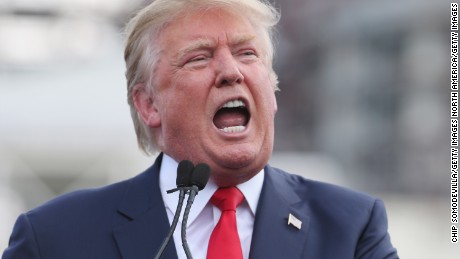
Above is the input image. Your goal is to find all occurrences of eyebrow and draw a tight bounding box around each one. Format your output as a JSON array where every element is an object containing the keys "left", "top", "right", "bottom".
[
  {"left": 229, "top": 34, "right": 256, "bottom": 46},
  {"left": 175, "top": 34, "right": 257, "bottom": 60},
  {"left": 175, "top": 38, "right": 214, "bottom": 60}
]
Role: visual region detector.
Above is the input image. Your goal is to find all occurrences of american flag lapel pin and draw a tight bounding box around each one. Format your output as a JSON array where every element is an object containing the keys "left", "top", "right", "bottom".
[{"left": 288, "top": 213, "right": 302, "bottom": 230}]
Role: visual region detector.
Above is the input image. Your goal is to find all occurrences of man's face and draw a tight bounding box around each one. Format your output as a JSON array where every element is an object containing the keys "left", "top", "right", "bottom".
[{"left": 142, "top": 9, "right": 277, "bottom": 186}]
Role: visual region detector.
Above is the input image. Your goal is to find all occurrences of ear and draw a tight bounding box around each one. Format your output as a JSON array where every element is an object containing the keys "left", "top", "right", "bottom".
[{"left": 132, "top": 83, "right": 161, "bottom": 128}]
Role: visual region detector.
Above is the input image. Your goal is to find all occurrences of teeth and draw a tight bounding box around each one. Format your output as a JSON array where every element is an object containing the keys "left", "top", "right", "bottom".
[
  {"left": 222, "top": 100, "right": 245, "bottom": 108},
  {"left": 220, "top": 126, "right": 245, "bottom": 133}
]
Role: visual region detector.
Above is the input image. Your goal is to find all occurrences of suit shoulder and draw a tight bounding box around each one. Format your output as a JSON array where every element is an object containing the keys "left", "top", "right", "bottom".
[
  {"left": 26, "top": 176, "right": 132, "bottom": 219},
  {"left": 267, "top": 165, "right": 377, "bottom": 209}
]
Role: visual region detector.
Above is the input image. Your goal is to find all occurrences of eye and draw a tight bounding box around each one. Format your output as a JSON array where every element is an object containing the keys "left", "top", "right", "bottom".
[
  {"left": 188, "top": 55, "right": 208, "bottom": 63},
  {"left": 240, "top": 50, "right": 256, "bottom": 56},
  {"left": 182, "top": 54, "right": 210, "bottom": 68},
  {"left": 237, "top": 49, "right": 258, "bottom": 63}
]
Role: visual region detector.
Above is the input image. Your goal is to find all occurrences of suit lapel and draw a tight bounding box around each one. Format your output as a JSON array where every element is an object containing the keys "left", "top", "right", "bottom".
[
  {"left": 249, "top": 165, "right": 310, "bottom": 259},
  {"left": 113, "top": 154, "right": 179, "bottom": 259}
]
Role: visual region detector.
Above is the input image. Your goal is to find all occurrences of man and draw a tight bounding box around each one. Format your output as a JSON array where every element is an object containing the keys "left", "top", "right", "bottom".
[{"left": 2, "top": 0, "right": 399, "bottom": 258}]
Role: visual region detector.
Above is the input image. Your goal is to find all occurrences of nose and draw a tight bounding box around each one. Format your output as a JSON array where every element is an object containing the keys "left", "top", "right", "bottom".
[{"left": 214, "top": 50, "right": 244, "bottom": 87}]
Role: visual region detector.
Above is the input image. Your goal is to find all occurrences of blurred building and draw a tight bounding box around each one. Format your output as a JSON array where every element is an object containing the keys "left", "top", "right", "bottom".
[{"left": 274, "top": 0, "right": 448, "bottom": 194}]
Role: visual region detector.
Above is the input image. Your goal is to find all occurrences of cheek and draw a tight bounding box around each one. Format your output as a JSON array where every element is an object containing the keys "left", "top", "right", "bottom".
[
  {"left": 173, "top": 68, "right": 214, "bottom": 88},
  {"left": 254, "top": 85, "right": 277, "bottom": 122},
  {"left": 172, "top": 71, "right": 215, "bottom": 104},
  {"left": 250, "top": 74, "right": 277, "bottom": 109},
  {"left": 266, "top": 94, "right": 278, "bottom": 122},
  {"left": 162, "top": 79, "right": 212, "bottom": 124},
  {"left": 259, "top": 73, "right": 277, "bottom": 112},
  {"left": 269, "top": 86, "right": 277, "bottom": 109}
]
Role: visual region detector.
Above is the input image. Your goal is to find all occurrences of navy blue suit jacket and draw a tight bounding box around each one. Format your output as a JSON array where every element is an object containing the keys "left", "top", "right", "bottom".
[{"left": 3, "top": 154, "right": 398, "bottom": 258}]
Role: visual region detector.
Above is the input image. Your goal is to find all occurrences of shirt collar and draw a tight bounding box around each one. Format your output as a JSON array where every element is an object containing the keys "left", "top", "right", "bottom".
[
  {"left": 235, "top": 167, "right": 264, "bottom": 216},
  {"left": 159, "top": 154, "right": 264, "bottom": 225}
]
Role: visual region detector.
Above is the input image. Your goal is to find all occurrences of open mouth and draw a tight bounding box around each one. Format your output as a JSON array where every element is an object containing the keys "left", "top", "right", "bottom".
[{"left": 213, "top": 99, "right": 250, "bottom": 133}]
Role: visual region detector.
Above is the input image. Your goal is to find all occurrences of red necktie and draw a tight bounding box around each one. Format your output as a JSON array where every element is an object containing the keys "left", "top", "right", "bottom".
[{"left": 207, "top": 187, "right": 244, "bottom": 259}]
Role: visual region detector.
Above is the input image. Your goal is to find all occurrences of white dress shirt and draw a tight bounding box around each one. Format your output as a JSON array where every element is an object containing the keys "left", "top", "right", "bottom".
[{"left": 159, "top": 154, "right": 264, "bottom": 259}]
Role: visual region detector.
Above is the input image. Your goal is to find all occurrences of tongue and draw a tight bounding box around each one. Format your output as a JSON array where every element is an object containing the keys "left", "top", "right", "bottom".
[{"left": 213, "top": 108, "right": 248, "bottom": 129}]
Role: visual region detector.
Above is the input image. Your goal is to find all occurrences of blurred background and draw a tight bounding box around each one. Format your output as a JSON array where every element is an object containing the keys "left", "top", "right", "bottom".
[{"left": 0, "top": 0, "right": 454, "bottom": 257}]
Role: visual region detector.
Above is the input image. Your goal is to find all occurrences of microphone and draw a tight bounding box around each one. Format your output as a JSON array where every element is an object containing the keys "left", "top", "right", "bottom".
[
  {"left": 154, "top": 160, "right": 194, "bottom": 259},
  {"left": 176, "top": 160, "right": 194, "bottom": 187},
  {"left": 181, "top": 163, "right": 211, "bottom": 259}
]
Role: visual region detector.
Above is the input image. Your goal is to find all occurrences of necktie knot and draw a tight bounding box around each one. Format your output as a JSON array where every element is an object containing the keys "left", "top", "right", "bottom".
[{"left": 211, "top": 187, "right": 244, "bottom": 212}]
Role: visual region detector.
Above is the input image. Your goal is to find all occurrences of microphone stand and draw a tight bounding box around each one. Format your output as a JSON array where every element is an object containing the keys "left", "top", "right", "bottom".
[
  {"left": 154, "top": 161, "right": 209, "bottom": 259},
  {"left": 154, "top": 187, "right": 186, "bottom": 259},
  {"left": 179, "top": 162, "right": 210, "bottom": 259},
  {"left": 181, "top": 186, "right": 199, "bottom": 259}
]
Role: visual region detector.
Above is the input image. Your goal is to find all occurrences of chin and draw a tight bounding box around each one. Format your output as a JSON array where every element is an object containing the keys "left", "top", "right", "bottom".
[
  {"left": 214, "top": 147, "right": 270, "bottom": 178},
  {"left": 214, "top": 144, "right": 258, "bottom": 166}
]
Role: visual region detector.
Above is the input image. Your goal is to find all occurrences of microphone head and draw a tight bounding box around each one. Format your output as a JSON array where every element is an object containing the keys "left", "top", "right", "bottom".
[
  {"left": 176, "top": 160, "right": 194, "bottom": 187},
  {"left": 190, "top": 163, "right": 211, "bottom": 190}
]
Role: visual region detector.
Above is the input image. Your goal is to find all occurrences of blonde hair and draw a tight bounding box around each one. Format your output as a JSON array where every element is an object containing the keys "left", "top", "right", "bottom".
[{"left": 124, "top": 0, "right": 280, "bottom": 155}]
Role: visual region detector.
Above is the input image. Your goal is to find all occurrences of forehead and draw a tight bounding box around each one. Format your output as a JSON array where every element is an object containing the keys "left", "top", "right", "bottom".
[{"left": 158, "top": 8, "right": 262, "bottom": 50}]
